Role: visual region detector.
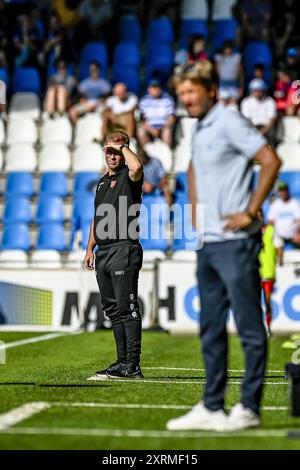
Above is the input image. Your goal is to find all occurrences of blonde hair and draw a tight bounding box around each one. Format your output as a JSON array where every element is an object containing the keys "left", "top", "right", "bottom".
[
  {"left": 104, "top": 130, "right": 130, "bottom": 146},
  {"left": 172, "top": 60, "right": 218, "bottom": 89}
]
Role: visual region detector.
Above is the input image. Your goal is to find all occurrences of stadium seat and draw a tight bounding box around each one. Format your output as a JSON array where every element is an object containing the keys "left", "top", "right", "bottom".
[
  {"left": 74, "top": 172, "right": 99, "bottom": 196},
  {"left": 7, "top": 118, "right": 37, "bottom": 145},
  {"left": 180, "top": 19, "right": 208, "bottom": 47},
  {"left": 4, "top": 197, "right": 32, "bottom": 225},
  {"left": 72, "top": 196, "right": 94, "bottom": 230},
  {"left": 79, "top": 222, "right": 91, "bottom": 250},
  {"left": 113, "top": 41, "right": 141, "bottom": 69},
  {"left": 75, "top": 113, "right": 102, "bottom": 145},
  {"left": 40, "top": 116, "right": 72, "bottom": 145},
  {"left": 13, "top": 67, "right": 41, "bottom": 94},
  {"left": 36, "top": 224, "right": 66, "bottom": 251},
  {"left": 9, "top": 92, "right": 41, "bottom": 120},
  {"left": 172, "top": 250, "right": 197, "bottom": 262},
  {"left": 145, "top": 44, "right": 174, "bottom": 84},
  {"left": 112, "top": 66, "right": 140, "bottom": 95},
  {"left": 73, "top": 143, "right": 105, "bottom": 172},
  {"left": 80, "top": 41, "right": 108, "bottom": 79},
  {"left": 40, "top": 172, "right": 68, "bottom": 197},
  {"left": 276, "top": 143, "right": 300, "bottom": 171},
  {"left": 65, "top": 250, "right": 86, "bottom": 268},
  {"left": 39, "top": 144, "right": 71, "bottom": 172},
  {"left": 280, "top": 117, "right": 300, "bottom": 144},
  {"left": 1, "top": 223, "right": 31, "bottom": 251},
  {"left": 147, "top": 17, "right": 174, "bottom": 45},
  {"left": 36, "top": 196, "right": 65, "bottom": 224},
  {"left": 6, "top": 144, "right": 37, "bottom": 172},
  {"left": 244, "top": 41, "right": 272, "bottom": 82},
  {"left": 172, "top": 196, "right": 199, "bottom": 251},
  {"left": 142, "top": 250, "right": 166, "bottom": 263},
  {"left": 30, "top": 250, "right": 62, "bottom": 269},
  {"left": 144, "top": 140, "right": 173, "bottom": 172},
  {"left": 0, "top": 250, "right": 29, "bottom": 268},
  {"left": 118, "top": 15, "right": 142, "bottom": 44},
  {"left": 0, "top": 148, "right": 3, "bottom": 170},
  {"left": 175, "top": 172, "right": 188, "bottom": 198},
  {"left": 0, "top": 118, "right": 5, "bottom": 145},
  {"left": 140, "top": 195, "right": 170, "bottom": 251},
  {"left": 212, "top": 19, "right": 237, "bottom": 52},
  {"left": 6, "top": 172, "right": 34, "bottom": 198},
  {"left": 279, "top": 172, "right": 300, "bottom": 198},
  {"left": 173, "top": 142, "right": 191, "bottom": 173},
  {"left": 0, "top": 67, "right": 9, "bottom": 90}
]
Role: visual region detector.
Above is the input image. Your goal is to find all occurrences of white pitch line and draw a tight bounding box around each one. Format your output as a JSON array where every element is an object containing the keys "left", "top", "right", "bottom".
[
  {"left": 86, "top": 376, "right": 288, "bottom": 385},
  {"left": 0, "top": 426, "right": 289, "bottom": 439},
  {"left": 0, "top": 402, "right": 50, "bottom": 431},
  {"left": 143, "top": 367, "right": 285, "bottom": 374},
  {"left": 50, "top": 402, "right": 289, "bottom": 412},
  {"left": 0, "top": 332, "right": 81, "bottom": 351}
]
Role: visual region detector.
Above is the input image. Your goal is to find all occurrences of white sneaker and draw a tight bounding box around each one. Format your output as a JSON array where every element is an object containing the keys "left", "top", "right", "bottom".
[
  {"left": 166, "top": 402, "right": 229, "bottom": 431},
  {"left": 228, "top": 403, "right": 261, "bottom": 430}
]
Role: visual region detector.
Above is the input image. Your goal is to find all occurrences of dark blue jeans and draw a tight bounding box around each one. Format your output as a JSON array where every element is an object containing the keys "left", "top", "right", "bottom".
[{"left": 196, "top": 236, "right": 267, "bottom": 414}]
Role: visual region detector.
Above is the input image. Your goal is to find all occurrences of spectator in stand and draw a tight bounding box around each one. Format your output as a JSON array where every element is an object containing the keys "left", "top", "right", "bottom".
[
  {"left": 274, "top": 69, "right": 294, "bottom": 114},
  {"left": 138, "top": 79, "right": 175, "bottom": 147},
  {"left": 239, "top": 0, "right": 271, "bottom": 43},
  {"left": 0, "top": 0, "right": 8, "bottom": 68},
  {"left": 102, "top": 83, "right": 138, "bottom": 139},
  {"left": 77, "top": 0, "right": 114, "bottom": 41},
  {"left": 180, "top": 0, "right": 208, "bottom": 21},
  {"left": 241, "top": 78, "right": 277, "bottom": 145},
  {"left": 212, "top": 0, "right": 237, "bottom": 20},
  {"left": 42, "top": 12, "right": 64, "bottom": 66},
  {"left": 268, "top": 182, "right": 300, "bottom": 265},
  {"left": 214, "top": 40, "right": 243, "bottom": 98},
  {"left": 53, "top": 0, "right": 81, "bottom": 28},
  {"left": 279, "top": 48, "right": 300, "bottom": 83},
  {"left": 139, "top": 145, "right": 172, "bottom": 207},
  {"left": 13, "top": 11, "right": 44, "bottom": 67},
  {"left": 175, "top": 35, "right": 207, "bottom": 66},
  {"left": 147, "top": 0, "right": 180, "bottom": 22},
  {"left": 271, "top": 0, "right": 300, "bottom": 60},
  {"left": 218, "top": 88, "right": 239, "bottom": 111},
  {"left": 69, "top": 61, "right": 111, "bottom": 125},
  {"left": 44, "top": 58, "right": 77, "bottom": 118}
]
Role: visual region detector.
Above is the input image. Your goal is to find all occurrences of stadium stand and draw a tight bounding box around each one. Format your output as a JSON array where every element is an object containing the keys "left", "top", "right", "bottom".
[{"left": 39, "top": 144, "right": 71, "bottom": 172}]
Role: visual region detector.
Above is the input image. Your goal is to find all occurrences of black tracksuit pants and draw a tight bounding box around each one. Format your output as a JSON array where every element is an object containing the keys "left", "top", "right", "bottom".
[{"left": 95, "top": 241, "right": 143, "bottom": 365}]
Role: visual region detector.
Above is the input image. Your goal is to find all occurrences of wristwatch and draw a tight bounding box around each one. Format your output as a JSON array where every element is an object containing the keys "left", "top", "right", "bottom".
[{"left": 120, "top": 143, "right": 129, "bottom": 152}]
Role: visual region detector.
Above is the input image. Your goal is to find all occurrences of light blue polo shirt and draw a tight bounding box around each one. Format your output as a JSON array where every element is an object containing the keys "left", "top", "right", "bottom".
[{"left": 191, "top": 103, "right": 266, "bottom": 243}]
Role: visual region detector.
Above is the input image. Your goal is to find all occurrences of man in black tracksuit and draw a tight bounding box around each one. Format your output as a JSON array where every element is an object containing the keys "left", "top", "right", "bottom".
[{"left": 84, "top": 131, "right": 144, "bottom": 379}]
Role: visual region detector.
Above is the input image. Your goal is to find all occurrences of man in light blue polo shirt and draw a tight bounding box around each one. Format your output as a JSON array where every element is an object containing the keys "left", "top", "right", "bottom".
[{"left": 167, "top": 61, "right": 281, "bottom": 432}]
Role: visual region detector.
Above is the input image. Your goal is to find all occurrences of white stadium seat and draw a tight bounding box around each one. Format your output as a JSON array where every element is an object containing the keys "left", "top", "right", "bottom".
[
  {"left": 6, "top": 144, "right": 37, "bottom": 171},
  {"left": 0, "top": 118, "right": 5, "bottom": 145},
  {"left": 40, "top": 116, "right": 72, "bottom": 145},
  {"left": 276, "top": 143, "right": 300, "bottom": 171},
  {"left": 173, "top": 141, "right": 191, "bottom": 173},
  {"left": 283, "top": 250, "right": 300, "bottom": 264},
  {"left": 144, "top": 140, "right": 173, "bottom": 172},
  {"left": 172, "top": 250, "right": 197, "bottom": 262},
  {"left": 73, "top": 143, "right": 104, "bottom": 172},
  {"left": 75, "top": 113, "right": 102, "bottom": 145},
  {"left": 281, "top": 117, "right": 300, "bottom": 144},
  {"left": 39, "top": 144, "right": 71, "bottom": 172},
  {"left": 142, "top": 250, "right": 166, "bottom": 263},
  {"left": 0, "top": 250, "right": 29, "bottom": 269},
  {"left": 65, "top": 250, "right": 86, "bottom": 268},
  {"left": 7, "top": 118, "right": 37, "bottom": 145},
  {"left": 9, "top": 92, "right": 41, "bottom": 120},
  {"left": 179, "top": 117, "right": 197, "bottom": 141},
  {"left": 30, "top": 250, "right": 62, "bottom": 269}
]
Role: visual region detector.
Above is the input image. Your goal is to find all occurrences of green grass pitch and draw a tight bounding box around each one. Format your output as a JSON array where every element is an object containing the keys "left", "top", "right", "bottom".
[{"left": 0, "top": 330, "right": 300, "bottom": 450}]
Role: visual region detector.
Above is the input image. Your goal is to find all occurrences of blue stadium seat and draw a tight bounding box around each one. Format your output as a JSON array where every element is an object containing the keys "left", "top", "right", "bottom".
[
  {"left": 212, "top": 19, "right": 237, "bottom": 52},
  {"left": 173, "top": 196, "right": 198, "bottom": 251},
  {"left": 81, "top": 222, "right": 91, "bottom": 250},
  {"left": 40, "top": 173, "right": 68, "bottom": 197},
  {"left": 118, "top": 15, "right": 142, "bottom": 44},
  {"left": 80, "top": 41, "right": 108, "bottom": 79},
  {"left": 147, "top": 17, "right": 174, "bottom": 45},
  {"left": 4, "top": 197, "right": 32, "bottom": 225},
  {"left": 140, "top": 195, "right": 169, "bottom": 251},
  {"left": 113, "top": 42, "right": 141, "bottom": 69},
  {"left": 36, "top": 196, "right": 65, "bottom": 224},
  {"left": 6, "top": 172, "right": 34, "bottom": 197},
  {"left": 279, "top": 172, "right": 300, "bottom": 199},
  {"left": 13, "top": 67, "right": 41, "bottom": 94},
  {"left": 72, "top": 196, "right": 94, "bottom": 231},
  {"left": 244, "top": 41, "right": 272, "bottom": 82},
  {"left": 112, "top": 67, "right": 140, "bottom": 94},
  {"left": 180, "top": 19, "right": 208, "bottom": 47},
  {"left": 145, "top": 44, "right": 174, "bottom": 84},
  {"left": 0, "top": 67, "right": 9, "bottom": 91},
  {"left": 175, "top": 172, "right": 188, "bottom": 198},
  {"left": 1, "top": 223, "right": 31, "bottom": 251},
  {"left": 74, "top": 172, "right": 99, "bottom": 196},
  {"left": 36, "top": 224, "right": 66, "bottom": 251}
]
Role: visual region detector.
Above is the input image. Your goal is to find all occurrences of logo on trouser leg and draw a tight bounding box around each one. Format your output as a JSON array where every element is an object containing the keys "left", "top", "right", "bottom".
[{"left": 115, "top": 271, "right": 125, "bottom": 275}]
